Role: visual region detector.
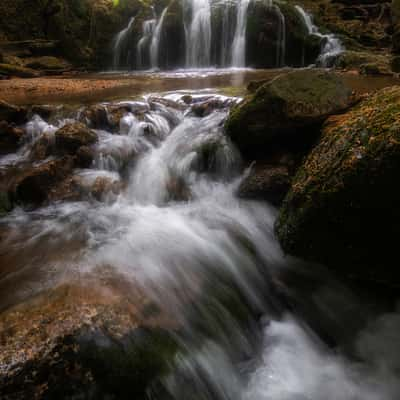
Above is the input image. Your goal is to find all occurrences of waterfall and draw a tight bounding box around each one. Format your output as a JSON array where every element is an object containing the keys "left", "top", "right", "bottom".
[
  {"left": 113, "top": 17, "right": 135, "bottom": 70},
  {"left": 295, "top": 5, "right": 344, "bottom": 67},
  {"left": 150, "top": 7, "right": 169, "bottom": 70},
  {"left": 231, "top": 0, "right": 251, "bottom": 67},
  {"left": 184, "top": 0, "right": 212, "bottom": 67},
  {"left": 270, "top": 3, "right": 286, "bottom": 67},
  {"left": 137, "top": 19, "right": 156, "bottom": 70},
  {"left": 219, "top": 2, "right": 235, "bottom": 67}
]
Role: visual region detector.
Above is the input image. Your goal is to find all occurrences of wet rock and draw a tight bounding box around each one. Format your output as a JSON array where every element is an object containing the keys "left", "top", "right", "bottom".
[
  {"left": 0, "top": 63, "right": 39, "bottom": 78},
  {"left": 81, "top": 104, "right": 110, "bottom": 130},
  {"left": 149, "top": 97, "right": 186, "bottom": 111},
  {"left": 90, "top": 176, "right": 122, "bottom": 201},
  {"left": 276, "top": 86, "right": 400, "bottom": 286},
  {"left": 0, "top": 121, "right": 24, "bottom": 154},
  {"left": 30, "top": 133, "right": 55, "bottom": 161},
  {"left": 31, "top": 104, "right": 57, "bottom": 120},
  {"left": 181, "top": 95, "right": 193, "bottom": 104},
  {"left": 0, "top": 100, "right": 27, "bottom": 124},
  {"left": 238, "top": 164, "right": 291, "bottom": 206},
  {"left": 75, "top": 146, "right": 95, "bottom": 168},
  {"left": 225, "top": 70, "right": 354, "bottom": 159},
  {"left": 0, "top": 284, "right": 178, "bottom": 400},
  {"left": 25, "top": 56, "right": 71, "bottom": 72},
  {"left": 11, "top": 157, "right": 74, "bottom": 205},
  {"left": 55, "top": 123, "right": 98, "bottom": 154},
  {"left": 191, "top": 99, "right": 232, "bottom": 117}
]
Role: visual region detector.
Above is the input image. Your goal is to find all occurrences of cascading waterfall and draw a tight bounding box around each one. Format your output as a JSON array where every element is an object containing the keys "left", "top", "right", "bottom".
[
  {"left": 184, "top": 0, "right": 212, "bottom": 67},
  {"left": 150, "top": 7, "right": 169, "bottom": 69},
  {"left": 231, "top": 0, "right": 251, "bottom": 67},
  {"left": 137, "top": 19, "right": 156, "bottom": 69},
  {"left": 274, "top": 4, "right": 286, "bottom": 67},
  {"left": 113, "top": 16, "right": 135, "bottom": 70},
  {"left": 295, "top": 5, "right": 344, "bottom": 67},
  {"left": 2, "top": 90, "right": 400, "bottom": 399}
]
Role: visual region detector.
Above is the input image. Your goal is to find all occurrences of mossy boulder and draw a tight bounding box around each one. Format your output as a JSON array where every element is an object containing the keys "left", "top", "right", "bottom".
[
  {"left": 225, "top": 69, "right": 354, "bottom": 159},
  {"left": 276, "top": 86, "right": 400, "bottom": 286},
  {"left": 55, "top": 122, "right": 98, "bottom": 154},
  {"left": 0, "top": 62, "right": 39, "bottom": 77},
  {"left": 0, "top": 284, "right": 178, "bottom": 399}
]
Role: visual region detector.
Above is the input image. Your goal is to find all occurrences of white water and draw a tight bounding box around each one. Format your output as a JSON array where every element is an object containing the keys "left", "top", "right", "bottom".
[
  {"left": 1, "top": 88, "right": 399, "bottom": 398},
  {"left": 231, "top": 0, "right": 251, "bottom": 67},
  {"left": 113, "top": 16, "right": 135, "bottom": 70},
  {"left": 150, "top": 7, "right": 169, "bottom": 69},
  {"left": 295, "top": 5, "right": 344, "bottom": 67},
  {"left": 184, "top": 0, "right": 212, "bottom": 67},
  {"left": 137, "top": 19, "right": 156, "bottom": 70},
  {"left": 274, "top": 4, "right": 286, "bottom": 67}
]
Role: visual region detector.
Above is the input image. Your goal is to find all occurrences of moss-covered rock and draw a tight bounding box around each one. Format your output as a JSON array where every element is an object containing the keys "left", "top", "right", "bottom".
[
  {"left": 0, "top": 284, "right": 178, "bottom": 399},
  {"left": 276, "top": 86, "right": 400, "bottom": 286},
  {"left": 0, "top": 62, "right": 39, "bottom": 77},
  {"left": 225, "top": 69, "right": 354, "bottom": 159},
  {"left": 55, "top": 122, "right": 98, "bottom": 154}
]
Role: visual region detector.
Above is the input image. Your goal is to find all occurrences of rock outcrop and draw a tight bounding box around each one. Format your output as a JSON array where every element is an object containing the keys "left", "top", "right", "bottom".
[
  {"left": 225, "top": 69, "right": 354, "bottom": 159},
  {"left": 276, "top": 86, "right": 400, "bottom": 286}
]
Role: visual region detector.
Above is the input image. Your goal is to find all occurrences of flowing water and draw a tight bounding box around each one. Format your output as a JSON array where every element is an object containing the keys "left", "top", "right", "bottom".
[
  {"left": 231, "top": 0, "right": 251, "bottom": 67},
  {"left": 1, "top": 77, "right": 400, "bottom": 397},
  {"left": 150, "top": 7, "right": 169, "bottom": 70},
  {"left": 295, "top": 5, "right": 344, "bottom": 67},
  {"left": 113, "top": 17, "right": 136, "bottom": 70}
]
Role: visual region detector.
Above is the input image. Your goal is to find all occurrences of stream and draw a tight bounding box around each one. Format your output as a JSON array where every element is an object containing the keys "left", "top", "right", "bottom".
[{"left": 1, "top": 70, "right": 400, "bottom": 399}]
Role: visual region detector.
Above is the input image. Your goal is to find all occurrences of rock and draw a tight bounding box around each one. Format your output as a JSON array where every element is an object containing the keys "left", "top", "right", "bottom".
[
  {"left": 225, "top": 69, "right": 354, "bottom": 159},
  {"left": 333, "top": 50, "right": 392, "bottom": 75},
  {"left": 81, "top": 104, "right": 110, "bottom": 130},
  {"left": 276, "top": 86, "right": 400, "bottom": 286},
  {"left": 0, "top": 63, "right": 39, "bottom": 78},
  {"left": 11, "top": 157, "right": 74, "bottom": 205},
  {"left": 24, "top": 56, "right": 71, "bottom": 71},
  {"left": 90, "top": 176, "right": 121, "bottom": 201},
  {"left": 31, "top": 104, "right": 57, "bottom": 120},
  {"left": 0, "top": 191, "right": 12, "bottom": 215},
  {"left": 0, "top": 284, "right": 178, "bottom": 399},
  {"left": 0, "top": 121, "right": 24, "bottom": 154},
  {"left": 29, "top": 133, "right": 55, "bottom": 161},
  {"left": 75, "top": 146, "right": 95, "bottom": 168},
  {"left": 0, "top": 100, "right": 27, "bottom": 124},
  {"left": 55, "top": 123, "right": 98, "bottom": 154},
  {"left": 238, "top": 164, "right": 291, "bottom": 206},
  {"left": 191, "top": 99, "right": 230, "bottom": 117}
]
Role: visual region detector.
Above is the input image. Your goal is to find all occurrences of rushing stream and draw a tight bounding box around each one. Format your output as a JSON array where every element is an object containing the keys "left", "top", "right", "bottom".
[{"left": 1, "top": 84, "right": 400, "bottom": 398}]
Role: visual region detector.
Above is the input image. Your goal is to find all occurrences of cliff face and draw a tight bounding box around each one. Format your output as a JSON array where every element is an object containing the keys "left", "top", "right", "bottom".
[
  {"left": 0, "top": 0, "right": 144, "bottom": 69},
  {"left": 0, "top": 0, "right": 396, "bottom": 72}
]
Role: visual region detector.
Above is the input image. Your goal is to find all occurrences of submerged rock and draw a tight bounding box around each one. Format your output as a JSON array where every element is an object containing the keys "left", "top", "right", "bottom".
[
  {"left": 55, "top": 122, "right": 98, "bottom": 154},
  {"left": 276, "top": 86, "right": 400, "bottom": 286},
  {"left": 225, "top": 69, "right": 354, "bottom": 159}
]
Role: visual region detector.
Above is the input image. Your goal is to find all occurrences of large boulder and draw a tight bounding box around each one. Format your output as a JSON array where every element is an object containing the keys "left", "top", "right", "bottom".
[
  {"left": 276, "top": 86, "right": 400, "bottom": 285},
  {"left": 55, "top": 122, "right": 98, "bottom": 154},
  {"left": 225, "top": 69, "right": 354, "bottom": 159},
  {"left": 0, "top": 284, "right": 177, "bottom": 399}
]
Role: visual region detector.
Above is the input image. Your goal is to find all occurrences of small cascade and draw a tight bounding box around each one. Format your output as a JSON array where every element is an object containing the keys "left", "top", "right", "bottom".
[
  {"left": 137, "top": 19, "right": 156, "bottom": 69},
  {"left": 295, "top": 5, "right": 344, "bottom": 67},
  {"left": 274, "top": 3, "right": 286, "bottom": 67},
  {"left": 150, "top": 7, "right": 169, "bottom": 69},
  {"left": 113, "top": 17, "right": 135, "bottom": 70},
  {"left": 184, "top": 0, "right": 212, "bottom": 67},
  {"left": 231, "top": 0, "right": 251, "bottom": 67}
]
